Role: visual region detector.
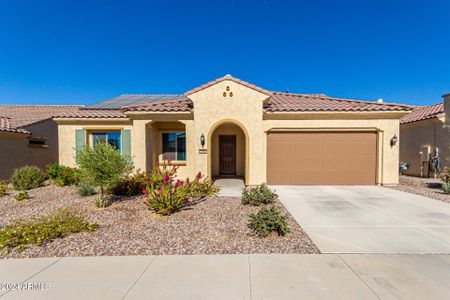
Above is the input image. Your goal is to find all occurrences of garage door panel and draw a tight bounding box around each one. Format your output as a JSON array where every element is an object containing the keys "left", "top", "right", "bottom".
[{"left": 267, "top": 132, "right": 377, "bottom": 185}]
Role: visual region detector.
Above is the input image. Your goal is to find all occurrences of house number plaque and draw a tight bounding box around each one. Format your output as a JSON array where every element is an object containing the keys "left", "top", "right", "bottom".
[{"left": 198, "top": 149, "right": 207, "bottom": 154}]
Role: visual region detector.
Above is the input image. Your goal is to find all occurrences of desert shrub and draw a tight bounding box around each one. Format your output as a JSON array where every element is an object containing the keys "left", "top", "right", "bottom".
[
  {"left": 0, "top": 182, "right": 8, "bottom": 197},
  {"left": 45, "top": 163, "right": 63, "bottom": 180},
  {"left": 45, "top": 164, "right": 80, "bottom": 186},
  {"left": 77, "top": 184, "right": 96, "bottom": 197},
  {"left": 144, "top": 160, "right": 188, "bottom": 215},
  {"left": 76, "top": 143, "right": 134, "bottom": 208},
  {"left": 11, "top": 166, "right": 45, "bottom": 190},
  {"left": 144, "top": 161, "right": 220, "bottom": 215},
  {"left": 15, "top": 191, "right": 29, "bottom": 201},
  {"left": 442, "top": 182, "right": 450, "bottom": 194},
  {"left": 440, "top": 168, "right": 450, "bottom": 194},
  {"left": 111, "top": 171, "right": 147, "bottom": 196},
  {"left": 0, "top": 209, "right": 98, "bottom": 253},
  {"left": 185, "top": 172, "right": 220, "bottom": 199},
  {"left": 144, "top": 180, "right": 188, "bottom": 215},
  {"left": 249, "top": 206, "right": 289, "bottom": 238},
  {"left": 241, "top": 184, "right": 278, "bottom": 206}
]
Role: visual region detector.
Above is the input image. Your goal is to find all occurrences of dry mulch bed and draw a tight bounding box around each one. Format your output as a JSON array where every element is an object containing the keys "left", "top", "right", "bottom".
[
  {"left": 388, "top": 175, "right": 450, "bottom": 204},
  {"left": 0, "top": 185, "right": 319, "bottom": 258}
]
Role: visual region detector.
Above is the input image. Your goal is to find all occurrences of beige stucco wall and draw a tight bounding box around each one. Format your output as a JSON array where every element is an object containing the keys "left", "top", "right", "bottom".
[
  {"left": 147, "top": 120, "right": 193, "bottom": 180},
  {"left": 56, "top": 117, "right": 195, "bottom": 180},
  {"left": 400, "top": 118, "right": 450, "bottom": 177},
  {"left": 188, "top": 80, "right": 269, "bottom": 185},
  {"left": 56, "top": 79, "right": 405, "bottom": 185},
  {"left": 0, "top": 119, "right": 59, "bottom": 180},
  {"left": 57, "top": 119, "right": 133, "bottom": 167},
  {"left": 262, "top": 117, "right": 400, "bottom": 185},
  {"left": 186, "top": 80, "right": 402, "bottom": 185}
]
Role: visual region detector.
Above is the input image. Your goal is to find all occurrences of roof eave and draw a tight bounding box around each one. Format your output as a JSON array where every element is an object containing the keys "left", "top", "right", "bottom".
[{"left": 263, "top": 110, "right": 411, "bottom": 120}]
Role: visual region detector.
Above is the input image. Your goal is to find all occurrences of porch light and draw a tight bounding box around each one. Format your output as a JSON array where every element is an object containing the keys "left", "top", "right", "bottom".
[
  {"left": 200, "top": 134, "right": 206, "bottom": 148},
  {"left": 390, "top": 134, "right": 398, "bottom": 147}
]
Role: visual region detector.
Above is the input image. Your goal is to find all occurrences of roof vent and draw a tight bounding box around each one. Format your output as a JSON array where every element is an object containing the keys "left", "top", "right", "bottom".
[{"left": 377, "top": 98, "right": 384, "bottom": 103}]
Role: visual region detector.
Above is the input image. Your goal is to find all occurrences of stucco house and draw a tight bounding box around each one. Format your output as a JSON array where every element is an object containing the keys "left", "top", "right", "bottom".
[
  {"left": 399, "top": 94, "right": 450, "bottom": 177},
  {"left": 0, "top": 105, "right": 80, "bottom": 180},
  {"left": 54, "top": 75, "right": 412, "bottom": 186}
]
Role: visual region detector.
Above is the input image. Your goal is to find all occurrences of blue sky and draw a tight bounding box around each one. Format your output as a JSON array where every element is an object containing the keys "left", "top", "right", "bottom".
[{"left": 0, "top": 0, "right": 449, "bottom": 106}]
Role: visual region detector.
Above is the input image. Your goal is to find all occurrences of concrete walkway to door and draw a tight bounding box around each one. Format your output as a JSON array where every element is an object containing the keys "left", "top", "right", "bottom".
[
  {"left": 273, "top": 186, "right": 450, "bottom": 253},
  {"left": 215, "top": 178, "right": 245, "bottom": 197}
]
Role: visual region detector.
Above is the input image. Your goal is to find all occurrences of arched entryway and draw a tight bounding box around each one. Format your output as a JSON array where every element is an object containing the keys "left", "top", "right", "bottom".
[{"left": 208, "top": 120, "right": 248, "bottom": 184}]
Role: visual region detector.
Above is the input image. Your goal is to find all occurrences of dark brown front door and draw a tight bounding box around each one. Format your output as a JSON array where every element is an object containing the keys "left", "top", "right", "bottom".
[{"left": 219, "top": 135, "right": 236, "bottom": 175}]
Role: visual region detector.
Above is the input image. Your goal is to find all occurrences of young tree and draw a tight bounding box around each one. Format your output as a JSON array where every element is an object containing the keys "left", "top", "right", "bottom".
[{"left": 76, "top": 142, "right": 134, "bottom": 207}]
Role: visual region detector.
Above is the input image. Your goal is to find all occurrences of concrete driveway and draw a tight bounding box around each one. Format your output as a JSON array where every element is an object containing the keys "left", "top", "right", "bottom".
[{"left": 274, "top": 186, "right": 450, "bottom": 253}]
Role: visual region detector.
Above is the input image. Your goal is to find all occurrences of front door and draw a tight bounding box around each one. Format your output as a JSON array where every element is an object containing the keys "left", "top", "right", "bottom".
[{"left": 219, "top": 135, "right": 236, "bottom": 175}]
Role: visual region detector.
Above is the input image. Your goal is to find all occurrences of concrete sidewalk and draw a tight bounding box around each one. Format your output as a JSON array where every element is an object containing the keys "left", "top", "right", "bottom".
[{"left": 1, "top": 254, "right": 450, "bottom": 299}]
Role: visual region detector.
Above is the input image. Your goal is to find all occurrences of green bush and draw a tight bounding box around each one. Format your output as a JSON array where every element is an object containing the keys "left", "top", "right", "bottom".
[
  {"left": 241, "top": 184, "right": 278, "bottom": 206},
  {"left": 144, "top": 161, "right": 220, "bottom": 215},
  {"left": 145, "top": 182, "right": 188, "bottom": 215},
  {"left": 441, "top": 167, "right": 450, "bottom": 194},
  {"left": 442, "top": 182, "right": 450, "bottom": 194},
  {"left": 0, "top": 209, "right": 98, "bottom": 253},
  {"left": 144, "top": 160, "right": 188, "bottom": 215},
  {"left": 249, "top": 206, "right": 289, "bottom": 238},
  {"left": 77, "top": 184, "right": 96, "bottom": 197},
  {"left": 185, "top": 172, "right": 220, "bottom": 199},
  {"left": 45, "top": 163, "right": 63, "bottom": 180},
  {"left": 0, "top": 182, "right": 8, "bottom": 197},
  {"left": 76, "top": 143, "right": 134, "bottom": 208},
  {"left": 15, "top": 191, "right": 29, "bottom": 201},
  {"left": 11, "top": 166, "right": 45, "bottom": 190},
  {"left": 45, "top": 164, "right": 80, "bottom": 186},
  {"left": 111, "top": 171, "right": 147, "bottom": 196}
]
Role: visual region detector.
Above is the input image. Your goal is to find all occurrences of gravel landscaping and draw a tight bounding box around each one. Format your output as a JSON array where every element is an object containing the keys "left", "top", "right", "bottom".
[
  {"left": 0, "top": 185, "right": 319, "bottom": 258},
  {"left": 388, "top": 175, "right": 450, "bottom": 204}
]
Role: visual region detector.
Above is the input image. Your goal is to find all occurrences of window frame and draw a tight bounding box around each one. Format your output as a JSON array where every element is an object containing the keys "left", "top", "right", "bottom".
[
  {"left": 161, "top": 131, "right": 186, "bottom": 162},
  {"left": 88, "top": 130, "right": 122, "bottom": 152}
]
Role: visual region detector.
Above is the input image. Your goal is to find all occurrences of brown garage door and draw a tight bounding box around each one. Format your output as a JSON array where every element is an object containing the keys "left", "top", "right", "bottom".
[{"left": 267, "top": 132, "right": 377, "bottom": 185}]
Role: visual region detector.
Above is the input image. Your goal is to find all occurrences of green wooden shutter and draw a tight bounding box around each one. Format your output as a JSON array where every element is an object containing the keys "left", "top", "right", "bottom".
[
  {"left": 75, "top": 129, "right": 85, "bottom": 154},
  {"left": 121, "top": 129, "right": 131, "bottom": 157}
]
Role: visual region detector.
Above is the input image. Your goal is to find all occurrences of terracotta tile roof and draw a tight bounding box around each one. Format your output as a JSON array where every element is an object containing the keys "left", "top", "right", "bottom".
[
  {"left": 183, "top": 75, "right": 411, "bottom": 112},
  {"left": 54, "top": 109, "right": 127, "bottom": 118},
  {"left": 0, "top": 117, "right": 30, "bottom": 134},
  {"left": 55, "top": 76, "right": 411, "bottom": 114},
  {"left": 400, "top": 103, "right": 444, "bottom": 124},
  {"left": 0, "top": 105, "right": 82, "bottom": 128},
  {"left": 265, "top": 92, "right": 413, "bottom": 112},
  {"left": 123, "top": 99, "right": 193, "bottom": 112},
  {"left": 185, "top": 74, "right": 272, "bottom": 96}
]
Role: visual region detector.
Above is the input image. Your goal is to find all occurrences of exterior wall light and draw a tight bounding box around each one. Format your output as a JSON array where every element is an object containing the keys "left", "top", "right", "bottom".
[
  {"left": 200, "top": 134, "right": 206, "bottom": 148},
  {"left": 390, "top": 134, "right": 398, "bottom": 147}
]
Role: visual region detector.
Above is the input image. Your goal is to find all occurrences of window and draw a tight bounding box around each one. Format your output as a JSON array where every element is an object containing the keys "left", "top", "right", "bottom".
[
  {"left": 162, "top": 132, "right": 186, "bottom": 161},
  {"left": 92, "top": 132, "right": 121, "bottom": 151}
]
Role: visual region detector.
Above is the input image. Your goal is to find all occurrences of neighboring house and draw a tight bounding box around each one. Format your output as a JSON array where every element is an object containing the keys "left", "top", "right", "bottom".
[
  {"left": 54, "top": 75, "right": 412, "bottom": 186},
  {"left": 0, "top": 105, "right": 80, "bottom": 180},
  {"left": 399, "top": 94, "right": 450, "bottom": 177}
]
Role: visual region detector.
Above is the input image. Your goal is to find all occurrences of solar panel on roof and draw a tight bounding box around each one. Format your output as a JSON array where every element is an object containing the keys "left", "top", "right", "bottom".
[{"left": 83, "top": 94, "right": 187, "bottom": 110}]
